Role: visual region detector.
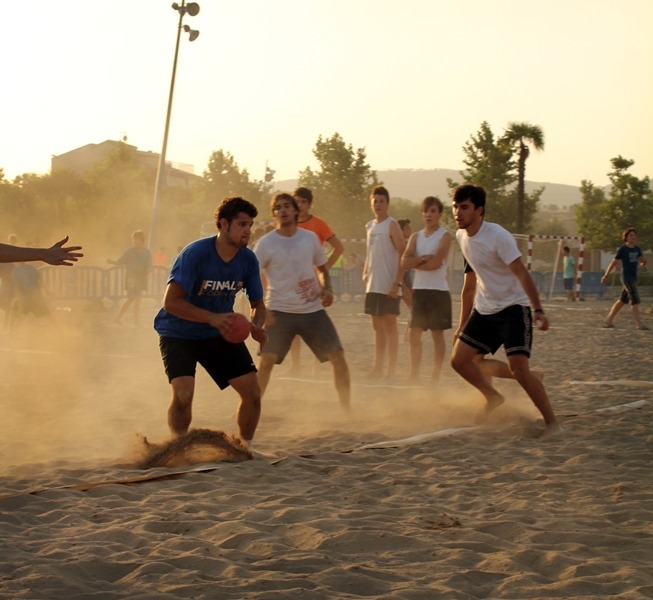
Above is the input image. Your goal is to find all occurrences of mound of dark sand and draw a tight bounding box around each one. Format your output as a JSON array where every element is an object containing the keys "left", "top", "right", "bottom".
[{"left": 139, "top": 428, "right": 253, "bottom": 469}]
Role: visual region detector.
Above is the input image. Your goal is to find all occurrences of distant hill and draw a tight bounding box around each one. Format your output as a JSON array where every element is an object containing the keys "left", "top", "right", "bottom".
[{"left": 274, "top": 168, "right": 582, "bottom": 208}]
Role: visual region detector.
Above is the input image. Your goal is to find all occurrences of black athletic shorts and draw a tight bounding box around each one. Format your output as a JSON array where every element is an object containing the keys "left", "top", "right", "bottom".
[
  {"left": 458, "top": 305, "right": 533, "bottom": 358},
  {"left": 159, "top": 335, "right": 256, "bottom": 389}
]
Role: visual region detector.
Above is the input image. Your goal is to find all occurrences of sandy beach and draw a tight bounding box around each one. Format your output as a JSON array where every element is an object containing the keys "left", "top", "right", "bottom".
[{"left": 1, "top": 294, "right": 652, "bottom": 599}]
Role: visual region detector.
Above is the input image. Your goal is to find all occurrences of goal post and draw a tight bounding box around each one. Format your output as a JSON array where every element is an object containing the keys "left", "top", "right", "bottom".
[{"left": 517, "top": 234, "right": 585, "bottom": 301}]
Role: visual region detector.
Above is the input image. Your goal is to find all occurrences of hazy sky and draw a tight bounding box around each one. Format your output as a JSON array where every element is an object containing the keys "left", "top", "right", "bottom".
[{"left": 2, "top": 0, "right": 652, "bottom": 188}]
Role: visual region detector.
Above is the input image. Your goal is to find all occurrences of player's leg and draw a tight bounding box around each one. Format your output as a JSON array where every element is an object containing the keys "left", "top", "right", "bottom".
[
  {"left": 328, "top": 348, "right": 351, "bottom": 412},
  {"left": 257, "top": 353, "right": 277, "bottom": 397},
  {"left": 506, "top": 353, "right": 560, "bottom": 435},
  {"left": 168, "top": 375, "right": 195, "bottom": 436},
  {"left": 604, "top": 288, "right": 627, "bottom": 326},
  {"left": 228, "top": 371, "right": 261, "bottom": 442},
  {"left": 451, "top": 339, "right": 504, "bottom": 417},
  {"left": 369, "top": 314, "right": 387, "bottom": 376},
  {"left": 408, "top": 327, "right": 423, "bottom": 381},
  {"left": 431, "top": 329, "right": 445, "bottom": 382},
  {"left": 383, "top": 313, "right": 399, "bottom": 379}
]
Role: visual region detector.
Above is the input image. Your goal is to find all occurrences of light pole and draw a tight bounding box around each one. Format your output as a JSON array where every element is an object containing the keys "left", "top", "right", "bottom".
[{"left": 149, "top": 1, "right": 200, "bottom": 250}]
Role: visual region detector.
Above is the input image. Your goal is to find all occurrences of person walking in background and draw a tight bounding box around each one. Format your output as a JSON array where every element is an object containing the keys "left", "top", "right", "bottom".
[
  {"left": 400, "top": 196, "right": 452, "bottom": 384},
  {"left": 363, "top": 185, "right": 406, "bottom": 381},
  {"left": 288, "top": 186, "right": 345, "bottom": 374},
  {"left": 108, "top": 230, "right": 152, "bottom": 326},
  {"left": 562, "top": 246, "right": 576, "bottom": 302},
  {"left": 153, "top": 197, "right": 267, "bottom": 447},
  {"left": 450, "top": 184, "right": 562, "bottom": 439},
  {"left": 255, "top": 193, "right": 351, "bottom": 412},
  {"left": 601, "top": 227, "right": 648, "bottom": 330}
]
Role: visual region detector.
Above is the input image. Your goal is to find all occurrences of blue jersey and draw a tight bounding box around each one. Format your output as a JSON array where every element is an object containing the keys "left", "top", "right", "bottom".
[
  {"left": 153, "top": 236, "right": 263, "bottom": 340},
  {"left": 615, "top": 244, "right": 642, "bottom": 284}
]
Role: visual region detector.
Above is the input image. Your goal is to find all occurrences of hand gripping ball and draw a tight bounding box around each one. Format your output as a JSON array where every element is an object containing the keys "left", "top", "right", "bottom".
[{"left": 223, "top": 313, "right": 251, "bottom": 344}]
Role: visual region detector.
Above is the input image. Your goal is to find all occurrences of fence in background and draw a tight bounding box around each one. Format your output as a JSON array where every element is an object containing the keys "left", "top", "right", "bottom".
[{"left": 39, "top": 266, "right": 611, "bottom": 304}]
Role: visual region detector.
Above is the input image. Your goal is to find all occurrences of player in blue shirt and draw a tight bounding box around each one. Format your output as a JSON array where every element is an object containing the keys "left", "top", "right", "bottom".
[{"left": 154, "top": 197, "right": 268, "bottom": 447}]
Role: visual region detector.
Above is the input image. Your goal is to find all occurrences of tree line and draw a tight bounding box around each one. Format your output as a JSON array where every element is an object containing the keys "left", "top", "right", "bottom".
[{"left": 1, "top": 124, "right": 650, "bottom": 257}]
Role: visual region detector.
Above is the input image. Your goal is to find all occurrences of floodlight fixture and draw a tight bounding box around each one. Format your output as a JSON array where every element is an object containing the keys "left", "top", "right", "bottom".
[{"left": 183, "top": 24, "right": 200, "bottom": 41}]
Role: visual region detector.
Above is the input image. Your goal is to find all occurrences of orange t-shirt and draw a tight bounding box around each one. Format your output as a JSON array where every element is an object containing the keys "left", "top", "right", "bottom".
[{"left": 297, "top": 215, "right": 334, "bottom": 245}]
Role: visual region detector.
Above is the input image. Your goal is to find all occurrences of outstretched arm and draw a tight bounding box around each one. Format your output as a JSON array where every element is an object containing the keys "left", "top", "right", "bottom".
[{"left": 0, "top": 236, "right": 83, "bottom": 266}]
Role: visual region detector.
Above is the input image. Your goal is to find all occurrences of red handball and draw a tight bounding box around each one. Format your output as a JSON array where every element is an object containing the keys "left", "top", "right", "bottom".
[{"left": 223, "top": 313, "right": 251, "bottom": 344}]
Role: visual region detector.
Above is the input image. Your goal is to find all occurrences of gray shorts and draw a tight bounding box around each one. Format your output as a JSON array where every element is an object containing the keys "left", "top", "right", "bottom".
[
  {"left": 364, "top": 292, "right": 400, "bottom": 316},
  {"left": 264, "top": 310, "right": 343, "bottom": 364},
  {"left": 620, "top": 281, "right": 640, "bottom": 305},
  {"left": 409, "top": 289, "right": 452, "bottom": 330}
]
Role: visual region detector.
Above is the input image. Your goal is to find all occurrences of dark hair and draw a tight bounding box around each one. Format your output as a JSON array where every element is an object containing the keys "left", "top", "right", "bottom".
[
  {"left": 270, "top": 192, "right": 299, "bottom": 220},
  {"left": 452, "top": 184, "right": 486, "bottom": 209},
  {"left": 563, "top": 246, "right": 570, "bottom": 253},
  {"left": 622, "top": 227, "right": 636, "bottom": 242},
  {"left": 397, "top": 219, "right": 411, "bottom": 229},
  {"left": 214, "top": 197, "right": 258, "bottom": 227},
  {"left": 293, "top": 187, "right": 313, "bottom": 204},
  {"left": 420, "top": 196, "right": 443, "bottom": 213},
  {"left": 371, "top": 185, "right": 390, "bottom": 201}
]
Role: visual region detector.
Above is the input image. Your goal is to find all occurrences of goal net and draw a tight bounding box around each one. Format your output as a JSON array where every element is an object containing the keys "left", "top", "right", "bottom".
[{"left": 514, "top": 234, "right": 586, "bottom": 301}]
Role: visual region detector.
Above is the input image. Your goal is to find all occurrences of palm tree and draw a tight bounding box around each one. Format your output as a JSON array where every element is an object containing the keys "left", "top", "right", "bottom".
[{"left": 502, "top": 122, "right": 544, "bottom": 233}]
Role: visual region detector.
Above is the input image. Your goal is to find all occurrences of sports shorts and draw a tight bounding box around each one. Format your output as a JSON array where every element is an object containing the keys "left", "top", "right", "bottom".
[
  {"left": 159, "top": 335, "right": 256, "bottom": 389},
  {"left": 458, "top": 305, "right": 533, "bottom": 358}
]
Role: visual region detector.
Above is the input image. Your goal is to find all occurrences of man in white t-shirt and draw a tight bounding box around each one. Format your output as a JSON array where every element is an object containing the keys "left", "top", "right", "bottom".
[
  {"left": 255, "top": 193, "right": 351, "bottom": 412},
  {"left": 450, "top": 184, "right": 562, "bottom": 439}
]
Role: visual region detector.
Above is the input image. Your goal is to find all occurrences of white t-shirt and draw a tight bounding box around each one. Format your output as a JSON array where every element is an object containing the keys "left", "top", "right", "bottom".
[
  {"left": 456, "top": 221, "right": 529, "bottom": 314},
  {"left": 255, "top": 228, "right": 327, "bottom": 314},
  {"left": 412, "top": 227, "right": 450, "bottom": 291},
  {"left": 365, "top": 217, "right": 401, "bottom": 295}
]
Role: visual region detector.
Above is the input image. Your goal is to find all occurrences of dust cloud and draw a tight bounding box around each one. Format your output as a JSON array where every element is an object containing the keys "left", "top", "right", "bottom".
[{"left": 0, "top": 297, "right": 538, "bottom": 478}]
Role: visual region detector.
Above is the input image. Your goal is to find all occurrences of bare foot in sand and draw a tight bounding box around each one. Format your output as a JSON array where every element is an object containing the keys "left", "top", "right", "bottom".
[
  {"left": 476, "top": 392, "right": 505, "bottom": 424},
  {"left": 540, "top": 422, "right": 564, "bottom": 439}
]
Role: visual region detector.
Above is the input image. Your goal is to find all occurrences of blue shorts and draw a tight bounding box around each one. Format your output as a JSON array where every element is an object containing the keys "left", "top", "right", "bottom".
[
  {"left": 264, "top": 310, "right": 343, "bottom": 364},
  {"left": 563, "top": 278, "right": 574, "bottom": 290},
  {"left": 159, "top": 336, "right": 256, "bottom": 389},
  {"left": 458, "top": 305, "right": 533, "bottom": 358},
  {"left": 364, "top": 292, "right": 400, "bottom": 316}
]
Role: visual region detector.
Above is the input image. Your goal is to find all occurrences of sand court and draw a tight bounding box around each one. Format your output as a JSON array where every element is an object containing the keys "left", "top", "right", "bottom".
[{"left": 1, "top": 298, "right": 652, "bottom": 598}]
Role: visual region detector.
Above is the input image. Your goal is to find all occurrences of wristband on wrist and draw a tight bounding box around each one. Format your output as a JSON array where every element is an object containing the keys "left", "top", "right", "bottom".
[{"left": 534, "top": 308, "right": 544, "bottom": 314}]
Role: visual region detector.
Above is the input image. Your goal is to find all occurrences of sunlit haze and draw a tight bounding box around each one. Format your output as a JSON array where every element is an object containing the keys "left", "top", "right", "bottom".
[{"left": 2, "top": 0, "right": 652, "bottom": 187}]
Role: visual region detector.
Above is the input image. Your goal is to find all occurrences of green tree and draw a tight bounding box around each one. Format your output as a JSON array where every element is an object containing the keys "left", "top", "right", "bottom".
[
  {"left": 298, "top": 133, "right": 379, "bottom": 239},
  {"left": 577, "top": 157, "right": 653, "bottom": 251},
  {"left": 576, "top": 180, "right": 608, "bottom": 249},
  {"left": 448, "top": 121, "right": 540, "bottom": 231},
  {"left": 501, "top": 122, "right": 545, "bottom": 233},
  {"left": 448, "top": 121, "right": 516, "bottom": 201},
  {"left": 201, "top": 150, "right": 267, "bottom": 213}
]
